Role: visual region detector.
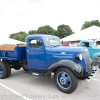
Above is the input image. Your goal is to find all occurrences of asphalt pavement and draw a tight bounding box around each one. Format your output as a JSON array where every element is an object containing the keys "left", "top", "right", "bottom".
[{"left": 0, "top": 68, "right": 100, "bottom": 100}]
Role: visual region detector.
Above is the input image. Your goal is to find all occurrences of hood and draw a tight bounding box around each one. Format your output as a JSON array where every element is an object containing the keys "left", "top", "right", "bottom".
[
  {"left": 92, "top": 46, "right": 100, "bottom": 50},
  {"left": 91, "top": 47, "right": 100, "bottom": 53},
  {"left": 46, "top": 46, "right": 86, "bottom": 54}
]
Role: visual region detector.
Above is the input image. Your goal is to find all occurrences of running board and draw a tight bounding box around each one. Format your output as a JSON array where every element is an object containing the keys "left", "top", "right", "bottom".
[
  {"left": 32, "top": 72, "right": 45, "bottom": 77},
  {"left": 24, "top": 71, "right": 50, "bottom": 79}
]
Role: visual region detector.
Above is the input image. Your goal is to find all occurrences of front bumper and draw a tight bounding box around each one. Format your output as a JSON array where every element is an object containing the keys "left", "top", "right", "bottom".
[{"left": 84, "top": 57, "right": 100, "bottom": 78}]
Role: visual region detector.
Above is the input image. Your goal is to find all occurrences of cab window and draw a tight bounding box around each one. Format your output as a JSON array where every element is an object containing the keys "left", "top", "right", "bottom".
[
  {"left": 82, "top": 42, "right": 90, "bottom": 47},
  {"left": 29, "top": 39, "right": 42, "bottom": 48}
]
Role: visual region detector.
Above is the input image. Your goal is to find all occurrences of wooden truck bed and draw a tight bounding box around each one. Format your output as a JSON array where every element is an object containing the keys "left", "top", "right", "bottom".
[{"left": 0, "top": 44, "right": 26, "bottom": 61}]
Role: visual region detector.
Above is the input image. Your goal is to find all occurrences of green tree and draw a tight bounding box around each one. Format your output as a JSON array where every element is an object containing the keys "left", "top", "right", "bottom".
[
  {"left": 28, "top": 30, "right": 37, "bottom": 35},
  {"left": 37, "top": 25, "right": 56, "bottom": 35},
  {"left": 56, "top": 24, "right": 73, "bottom": 38},
  {"left": 9, "top": 31, "right": 28, "bottom": 42},
  {"left": 81, "top": 20, "right": 100, "bottom": 30}
]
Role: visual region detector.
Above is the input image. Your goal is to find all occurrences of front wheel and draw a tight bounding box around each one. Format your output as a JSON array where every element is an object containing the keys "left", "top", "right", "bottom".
[{"left": 54, "top": 67, "right": 78, "bottom": 93}]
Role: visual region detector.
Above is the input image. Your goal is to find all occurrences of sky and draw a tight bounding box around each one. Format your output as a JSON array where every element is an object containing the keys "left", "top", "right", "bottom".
[{"left": 0, "top": 0, "right": 100, "bottom": 37}]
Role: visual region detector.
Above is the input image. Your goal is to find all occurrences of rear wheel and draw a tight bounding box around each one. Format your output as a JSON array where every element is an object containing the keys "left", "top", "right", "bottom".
[
  {"left": 3, "top": 60, "right": 11, "bottom": 78},
  {"left": 0, "top": 60, "right": 7, "bottom": 79},
  {"left": 54, "top": 67, "right": 78, "bottom": 93}
]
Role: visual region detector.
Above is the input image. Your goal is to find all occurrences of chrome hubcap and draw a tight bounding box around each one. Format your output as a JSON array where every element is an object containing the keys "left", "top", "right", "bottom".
[
  {"left": 60, "top": 77, "right": 66, "bottom": 84},
  {"left": 57, "top": 71, "right": 71, "bottom": 89}
]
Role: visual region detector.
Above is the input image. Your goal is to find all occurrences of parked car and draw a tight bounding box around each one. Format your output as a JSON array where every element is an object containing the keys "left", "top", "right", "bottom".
[
  {"left": 62, "top": 41, "right": 72, "bottom": 47},
  {"left": 79, "top": 40, "right": 100, "bottom": 68}
]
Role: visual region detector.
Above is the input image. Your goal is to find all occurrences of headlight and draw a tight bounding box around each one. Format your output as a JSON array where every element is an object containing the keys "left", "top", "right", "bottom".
[{"left": 76, "top": 54, "right": 82, "bottom": 60}]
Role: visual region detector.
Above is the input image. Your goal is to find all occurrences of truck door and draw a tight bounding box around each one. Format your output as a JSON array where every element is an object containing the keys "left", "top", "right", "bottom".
[{"left": 26, "top": 38, "right": 47, "bottom": 71}]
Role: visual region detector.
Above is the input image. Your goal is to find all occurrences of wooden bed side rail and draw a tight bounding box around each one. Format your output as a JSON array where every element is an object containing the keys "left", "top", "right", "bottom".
[
  {"left": 16, "top": 43, "right": 26, "bottom": 47},
  {"left": 0, "top": 45, "right": 16, "bottom": 50},
  {"left": 0, "top": 44, "right": 26, "bottom": 50}
]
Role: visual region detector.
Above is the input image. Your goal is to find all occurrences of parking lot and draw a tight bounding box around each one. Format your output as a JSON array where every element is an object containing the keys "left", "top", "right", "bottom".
[{"left": 0, "top": 68, "right": 100, "bottom": 100}]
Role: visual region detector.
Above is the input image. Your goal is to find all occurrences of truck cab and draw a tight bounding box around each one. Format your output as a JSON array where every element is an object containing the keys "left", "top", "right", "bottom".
[
  {"left": 0, "top": 34, "right": 98, "bottom": 94},
  {"left": 26, "top": 35, "right": 91, "bottom": 72}
]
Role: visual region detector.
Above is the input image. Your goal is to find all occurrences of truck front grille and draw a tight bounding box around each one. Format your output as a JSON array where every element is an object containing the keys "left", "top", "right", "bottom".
[{"left": 82, "top": 50, "right": 91, "bottom": 72}]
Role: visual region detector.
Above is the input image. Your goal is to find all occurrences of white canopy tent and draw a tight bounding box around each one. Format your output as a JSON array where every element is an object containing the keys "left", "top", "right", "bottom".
[
  {"left": 0, "top": 35, "right": 25, "bottom": 45},
  {"left": 61, "top": 26, "right": 100, "bottom": 42}
]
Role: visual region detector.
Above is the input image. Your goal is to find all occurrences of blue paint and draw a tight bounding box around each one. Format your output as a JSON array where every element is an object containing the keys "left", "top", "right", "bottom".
[
  {"left": 0, "top": 34, "right": 90, "bottom": 74},
  {"left": 25, "top": 34, "right": 88, "bottom": 72},
  {"left": 0, "top": 46, "right": 26, "bottom": 61}
]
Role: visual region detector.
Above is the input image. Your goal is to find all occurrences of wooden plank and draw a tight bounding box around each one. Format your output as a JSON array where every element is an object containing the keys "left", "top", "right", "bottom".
[
  {"left": 0, "top": 44, "right": 26, "bottom": 50},
  {"left": 0, "top": 45, "right": 16, "bottom": 50},
  {"left": 17, "top": 44, "right": 26, "bottom": 47}
]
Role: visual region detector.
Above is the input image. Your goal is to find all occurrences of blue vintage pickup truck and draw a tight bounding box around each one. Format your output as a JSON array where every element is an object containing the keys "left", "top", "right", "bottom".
[{"left": 0, "top": 34, "right": 98, "bottom": 93}]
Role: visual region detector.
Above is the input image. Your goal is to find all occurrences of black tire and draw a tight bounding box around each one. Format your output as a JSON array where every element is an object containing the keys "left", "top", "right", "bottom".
[
  {"left": 54, "top": 67, "right": 78, "bottom": 93},
  {"left": 0, "top": 60, "right": 7, "bottom": 79},
  {"left": 3, "top": 60, "right": 11, "bottom": 78}
]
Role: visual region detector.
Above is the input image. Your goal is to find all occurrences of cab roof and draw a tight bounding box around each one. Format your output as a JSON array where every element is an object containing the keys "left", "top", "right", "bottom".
[
  {"left": 80, "top": 40, "right": 95, "bottom": 43},
  {"left": 27, "top": 34, "right": 58, "bottom": 38}
]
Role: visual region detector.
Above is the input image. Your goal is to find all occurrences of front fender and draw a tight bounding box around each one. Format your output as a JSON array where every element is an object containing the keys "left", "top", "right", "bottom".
[
  {"left": 92, "top": 52, "right": 100, "bottom": 60},
  {"left": 92, "top": 53, "right": 100, "bottom": 66},
  {"left": 92, "top": 57, "right": 100, "bottom": 66},
  {"left": 46, "top": 60, "right": 83, "bottom": 77}
]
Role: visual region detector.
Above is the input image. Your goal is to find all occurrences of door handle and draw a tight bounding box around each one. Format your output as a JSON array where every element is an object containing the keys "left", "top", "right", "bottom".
[{"left": 27, "top": 49, "right": 29, "bottom": 53}]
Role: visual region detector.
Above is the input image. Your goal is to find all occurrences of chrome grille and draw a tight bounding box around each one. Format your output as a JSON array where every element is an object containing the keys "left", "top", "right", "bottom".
[{"left": 82, "top": 50, "right": 91, "bottom": 72}]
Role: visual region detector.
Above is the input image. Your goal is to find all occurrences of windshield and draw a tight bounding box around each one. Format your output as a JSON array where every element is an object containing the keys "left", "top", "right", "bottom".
[
  {"left": 45, "top": 36, "right": 61, "bottom": 46},
  {"left": 92, "top": 42, "right": 96, "bottom": 47}
]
